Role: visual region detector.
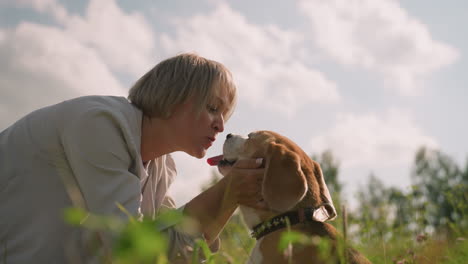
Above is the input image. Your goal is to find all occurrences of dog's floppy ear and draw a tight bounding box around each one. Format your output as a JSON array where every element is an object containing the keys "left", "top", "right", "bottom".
[
  {"left": 311, "top": 161, "right": 337, "bottom": 222},
  {"left": 262, "top": 142, "right": 308, "bottom": 212}
]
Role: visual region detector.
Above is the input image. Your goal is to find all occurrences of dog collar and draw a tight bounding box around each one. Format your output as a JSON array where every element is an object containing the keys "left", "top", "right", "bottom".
[{"left": 251, "top": 207, "right": 320, "bottom": 240}]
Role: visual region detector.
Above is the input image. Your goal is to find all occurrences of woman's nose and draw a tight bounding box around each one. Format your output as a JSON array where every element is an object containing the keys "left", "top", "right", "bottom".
[{"left": 213, "top": 115, "right": 225, "bottom": 132}]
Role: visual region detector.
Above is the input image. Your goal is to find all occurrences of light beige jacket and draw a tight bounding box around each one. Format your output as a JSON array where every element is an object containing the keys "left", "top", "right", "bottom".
[{"left": 0, "top": 96, "right": 202, "bottom": 263}]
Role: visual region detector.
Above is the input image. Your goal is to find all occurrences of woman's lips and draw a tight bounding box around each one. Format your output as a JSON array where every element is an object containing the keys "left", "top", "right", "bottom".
[{"left": 204, "top": 137, "right": 215, "bottom": 149}]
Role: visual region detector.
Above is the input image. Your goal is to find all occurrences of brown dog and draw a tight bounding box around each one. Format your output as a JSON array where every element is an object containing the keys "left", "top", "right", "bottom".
[{"left": 214, "top": 131, "right": 371, "bottom": 264}]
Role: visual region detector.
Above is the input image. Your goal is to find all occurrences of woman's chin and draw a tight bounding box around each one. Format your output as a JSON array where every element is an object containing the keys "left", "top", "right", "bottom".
[{"left": 186, "top": 149, "right": 206, "bottom": 159}]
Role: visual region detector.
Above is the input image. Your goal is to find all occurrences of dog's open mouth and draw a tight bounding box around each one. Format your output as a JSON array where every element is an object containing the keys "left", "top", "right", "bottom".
[
  {"left": 207, "top": 155, "right": 236, "bottom": 166},
  {"left": 219, "top": 159, "right": 236, "bottom": 166}
]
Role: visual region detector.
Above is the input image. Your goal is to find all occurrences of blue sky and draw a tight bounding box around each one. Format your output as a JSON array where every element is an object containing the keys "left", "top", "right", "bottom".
[{"left": 1, "top": 0, "right": 466, "bottom": 207}]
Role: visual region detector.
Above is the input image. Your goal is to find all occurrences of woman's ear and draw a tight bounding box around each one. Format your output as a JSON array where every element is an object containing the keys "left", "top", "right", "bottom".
[{"left": 262, "top": 142, "right": 308, "bottom": 212}]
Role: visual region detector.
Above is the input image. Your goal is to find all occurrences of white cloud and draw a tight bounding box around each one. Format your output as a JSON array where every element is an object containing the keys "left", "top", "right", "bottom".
[
  {"left": 299, "top": 0, "right": 459, "bottom": 95},
  {"left": 257, "top": 62, "right": 339, "bottom": 115},
  {"left": 64, "top": 0, "right": 156, "bottom": 77},
  {"left": 310, "top": 109, "right": 438, "bottom": 168},
  {"left": 5, "top": 0, "right": 156, "bottom": 77},
  {"left": 0, "top": 22, "right": 125, "bottom": 128},
  {"left": 160, "top": 3, "right": 340, "bottom": 116},
  {"left": 0, "top": 0, "right": 156, "bottom": 129}
]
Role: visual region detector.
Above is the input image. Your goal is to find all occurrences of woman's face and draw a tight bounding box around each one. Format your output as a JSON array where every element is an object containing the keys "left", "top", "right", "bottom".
[{"left": 169, "top": 85, "right": 231, "bottom": 158}]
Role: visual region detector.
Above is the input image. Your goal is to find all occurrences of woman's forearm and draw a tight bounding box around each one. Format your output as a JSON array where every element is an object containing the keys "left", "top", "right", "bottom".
[{"left": 183, "top": 175, "right": 238, "bottom": 243}]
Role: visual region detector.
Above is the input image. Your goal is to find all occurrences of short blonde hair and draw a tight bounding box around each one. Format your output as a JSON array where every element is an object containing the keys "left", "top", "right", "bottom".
[{"left": 128, "top": 53, "right": 237, "bottom": 120}]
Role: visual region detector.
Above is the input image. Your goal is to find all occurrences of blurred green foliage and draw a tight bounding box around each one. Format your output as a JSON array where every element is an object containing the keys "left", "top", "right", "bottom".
[{"left": 61, "top": 146, "right": 467, "bottom": 263}]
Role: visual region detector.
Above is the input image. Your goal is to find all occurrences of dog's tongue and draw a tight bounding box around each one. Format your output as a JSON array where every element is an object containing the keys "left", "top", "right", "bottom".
[{"left": 207, "top": 155, "right": 223, "bottom": 166}]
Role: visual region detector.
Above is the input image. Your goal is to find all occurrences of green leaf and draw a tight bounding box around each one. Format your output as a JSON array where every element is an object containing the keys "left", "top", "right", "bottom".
[
  {"left": 63, "top": 207, "right": 88, "bottom": 226},
  {"left": 278, "top": 230, "right": 311, "bottom": 251}
]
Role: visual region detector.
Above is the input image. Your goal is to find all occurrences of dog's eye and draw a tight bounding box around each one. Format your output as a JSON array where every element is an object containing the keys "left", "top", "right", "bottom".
[{"left": 247, "top": 133, "right": 253, "bottom": 139}]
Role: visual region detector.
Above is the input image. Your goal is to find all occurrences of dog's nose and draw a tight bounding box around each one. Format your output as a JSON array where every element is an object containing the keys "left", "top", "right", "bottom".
[{"left": 226, "top": 133, "right": 233, "bottom": 139}]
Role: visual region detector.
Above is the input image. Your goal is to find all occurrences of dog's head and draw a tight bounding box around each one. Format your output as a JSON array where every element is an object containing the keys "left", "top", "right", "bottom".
[{"left": 218, "top": 130, "right": 336, "bottom": 222}]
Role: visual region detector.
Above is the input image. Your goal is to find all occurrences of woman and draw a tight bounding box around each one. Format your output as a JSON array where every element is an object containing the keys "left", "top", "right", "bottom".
[{"left": 0, "top": 53, "right": 265, "bottom": 263}]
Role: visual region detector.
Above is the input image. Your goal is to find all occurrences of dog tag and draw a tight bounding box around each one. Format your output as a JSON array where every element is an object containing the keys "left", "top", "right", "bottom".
[{"left": 207, "top": 155, "right": 223, "bottom": 166}]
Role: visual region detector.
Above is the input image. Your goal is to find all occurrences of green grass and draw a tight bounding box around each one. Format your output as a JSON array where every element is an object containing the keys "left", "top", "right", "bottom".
[{"left": 60, "top": 205, "right": 467, "bottom": 264}]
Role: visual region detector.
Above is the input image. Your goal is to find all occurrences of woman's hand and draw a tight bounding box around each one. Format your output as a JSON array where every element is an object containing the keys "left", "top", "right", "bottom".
[
  {"left": 221, "top": 158, "right": 268, "bottom": 210},
  {"left": 183, "top": 158, "right": 267, "bottom": 244}
]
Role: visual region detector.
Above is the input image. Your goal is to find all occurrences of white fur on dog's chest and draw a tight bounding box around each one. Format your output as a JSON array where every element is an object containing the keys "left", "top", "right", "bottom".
[{"left": 239, "top": 206, "right": 261, "bottom": 228}]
